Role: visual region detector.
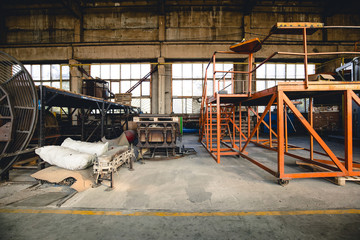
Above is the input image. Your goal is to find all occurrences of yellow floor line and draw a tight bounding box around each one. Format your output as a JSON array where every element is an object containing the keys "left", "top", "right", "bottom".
[{"left": 0, "top": 208, "right": 359, "bottom": 217}]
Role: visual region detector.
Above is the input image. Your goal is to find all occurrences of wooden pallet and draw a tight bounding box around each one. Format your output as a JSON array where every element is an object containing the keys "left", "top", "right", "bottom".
[{"left": 296, "top": 161, "right": 360, "bottom": 186}]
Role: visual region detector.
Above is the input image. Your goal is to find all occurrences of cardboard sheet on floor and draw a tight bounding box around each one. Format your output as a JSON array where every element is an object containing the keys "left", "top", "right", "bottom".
[{"left": 31, "top": 166, "right": 94, "bottom": 192}]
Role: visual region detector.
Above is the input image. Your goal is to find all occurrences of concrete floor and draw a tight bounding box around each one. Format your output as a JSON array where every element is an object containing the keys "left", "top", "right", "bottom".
[{"left": 0, "top": 134, "right": 360, "bottom": 239}]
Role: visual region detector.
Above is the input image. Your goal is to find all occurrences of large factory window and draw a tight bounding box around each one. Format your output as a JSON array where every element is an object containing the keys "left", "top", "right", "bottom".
[
  {"left": 172, "top": 63, "right": 233, "bottom": 114},
  {"left": 90, "top": 63, "right": 151, "bottom": 113},
  {"left": 255, "top": 63, "right": 316, "bottom": 112},
  {"left": 23, "top": 64, "right": 70, "bottom": 90}
]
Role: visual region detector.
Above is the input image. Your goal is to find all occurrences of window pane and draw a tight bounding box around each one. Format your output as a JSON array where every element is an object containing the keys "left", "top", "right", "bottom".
[
  {"left": 276, "top": 64, "right": 286, "bottom": 79},
  {"left": 207, "top": 82, "right": 213, "bottom": 96},
  {"left": 43, "top": 81, "right": 51, "bottom": 87},
  {"left": 42, "top": 65, "right": 51, "bottom": 80},
  {"left": 32, "top": 65, "right": 40, "bottom": 80},
  {"left": 24, "top": 65, "right": 31, "bottom": 74},
  {"left": 224, "top": 63, "right": 233, "bottom": 72},
  {"left": 111, "top": 81, "right": 120, "bottom": 94},
  {"left": 91, "top": 65, "right": 101, "bottom": 78},
  {"left": 183, "top": 64, "right": 192, "bottom": 78},
  {"left": 193, "top": 64, "right": 203, "bottom": 78},
  {"left": 131, "top": 64, "right": 141, "bottom": 79},
  {"left": 142, "top": 81, "right": 150, "bottom": 96},
  {"left": 266, "top": 64, "right": 276, "bottom": 79},
  {"left": 185, "top": 98, "right": 192, "bottom": 114},
  {"left": 204, "top": 63, "right": 213, "bottom": 78},
  {"left": 172, "top": 64, "right": 182, "bottom": 78},
  {"left": 172, "top": 80, "right": 182, "bottom": 96},
  {"left": 62, "top": 66, "right": 70, "bottom": 80},
  {"left": 131, "top": 98, "right": 140, "bottom": 107},
  {"left": 256, "top": 64, "right": 265, "bottom": 79},
  {"left": 131, "top": 81, "right": 141, "bottom": 97},
  {"left": 308, "top": 64, "right": 315, "bottom": 75},
  {"left": 121, "top": 64, "right": 131, "bottom": 79},
  {"left": 256, "top": 80, "right": 266, "bottom": 91},
  {"left": 51, "top": 65, "right": 60, "bottom": 80},
  {"left": 296, "top": 64, "right": 305, "bottom": 79},
  {"left": 267, "top": 80, "right": 276, "bottom": 88},
  {"left": 110, "top": 65, "right": 120, "bottom": 79},
  {"left": 121, "top": 81, "right": 130, "bottom": 93},
  {"left": 141, "top": 98, "right": 151, "bottom": 113},
  {"left": 140, "top": 64, "right": 150, "bottom": 76},
  {"left": 286, "top": 64, "right": 296, "bottom": 79},
  {"left": 173, "top": 99, "right": 182, "bottom": 113},
  {"left": 193, "top": 80, "right": 203, "bottom": 96},
  {"left": 52, "top": 82, "right": 60, "bottom": 89},
  {"left": 100, "top": 65, "right": 111, "bottom": 79},
  {"left": 183, "top": 81, "right": 192, "bottom": 96}
]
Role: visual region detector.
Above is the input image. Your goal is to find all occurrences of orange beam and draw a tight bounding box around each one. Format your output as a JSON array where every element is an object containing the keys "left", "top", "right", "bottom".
[{"left": 283, "top": 93, "right": 348, "bottom": 174}]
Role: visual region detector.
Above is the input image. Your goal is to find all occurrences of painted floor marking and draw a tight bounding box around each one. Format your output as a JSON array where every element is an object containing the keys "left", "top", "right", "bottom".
[{"left": 0, "top": 208, "right": 359, "bottom": 217}]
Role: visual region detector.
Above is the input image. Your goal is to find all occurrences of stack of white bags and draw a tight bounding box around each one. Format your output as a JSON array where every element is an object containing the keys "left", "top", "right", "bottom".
[{"left": 35, "top": 138, "right": 109, "bottom": 170}]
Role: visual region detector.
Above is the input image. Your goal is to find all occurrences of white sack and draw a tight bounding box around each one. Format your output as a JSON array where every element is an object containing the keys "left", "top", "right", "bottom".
[
  {"left": 61, "top": 138, "right": 108, "bottom": 156},
  {"left": 35, "top": 146, "right": 96, "bottom": 170}
]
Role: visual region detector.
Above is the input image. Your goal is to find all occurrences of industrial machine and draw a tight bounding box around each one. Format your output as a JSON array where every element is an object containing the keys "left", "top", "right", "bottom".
[
  {"left": 134, "top": 114, "right": 181, "bottom": 157},
  {"left": 0, "top": 51, "right": 38, "bottom": 180}
]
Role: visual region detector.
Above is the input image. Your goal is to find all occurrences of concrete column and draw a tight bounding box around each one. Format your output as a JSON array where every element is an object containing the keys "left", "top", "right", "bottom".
[
  {"left": 151, "top": 64, "right": 159, "bottom": 114},
  {"left": 164, "top": 64, "right": 172, "bottom": 114},
  {"left": 158, "top": 57, "right": 166, "bottom": 114},
  {"left": 74, "top": 16, "right": 83, "bottom": 43},
  {"left": 243, "top": 15, "right": 251, "bottom": 40},
  {"left": 69, "top": 59, "right": 82, "bottom": 94}
]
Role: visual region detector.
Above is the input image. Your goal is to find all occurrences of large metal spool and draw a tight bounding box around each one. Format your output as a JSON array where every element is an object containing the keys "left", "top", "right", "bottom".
[{"left": 0, "top": 51, "right": 38, "bottom": 178}]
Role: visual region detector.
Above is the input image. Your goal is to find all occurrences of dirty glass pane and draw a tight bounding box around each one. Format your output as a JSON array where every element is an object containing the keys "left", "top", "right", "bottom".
[
  {"left": 256, "top": 64, "right": 265, "bottom": 79},
  {"left": 267, "top": 80, "right": 276, "bottom": 88},
  {"left": 131, "top": 64, "right": 141, "bottom": 79},
  {"left": 173, "top": 99, "right": 182, "bottom": 113},
  {"left": 193, "top": 80, "right": 203, "bottom": 96},
  {"left": 131, "top": 98, "right": 140, "bottom": 108},
  {"left": 142, "top": 81, "right": 150, "bottom": 96},
  {"left": 141, "top": 98, "right": 151, "bottom": 113},
  {"left": 121, "top": 64, "right": 131, "bottom": 79},
  {"left": 276, "top": 64, "right": 286, "bottom": 79},
  {"left": 172, "top": 64, "right": 182, "bottom": 78},
  {"left": 110, "top": 65, "right": 120, "bottom": 79},
  {"left": 296, "top": 64, "right": 305, "bottom": 79},
  {"left": 101, "top": 65, "right": 110, "bottom": 79},
  {"left": 24, "top": 65, "right": 31, "bottom": 74},
  {"left": 131, "top": 81, "right": 141, "bottom": 97},
  {"left": 91, "top": 65, "right": 100, "bottom": 78},
  {"left": 207, "top": 82, "right": 213, "bottom": 96},
  {"left": 43, "top": 81, "right": 51, "bottom": 87},
  {"left": 286, "top": 64, "right": 296, "bottom": 79},
  {"left": 193, "top": 64, "right": 203, "bottom": 78},
  {"left": 224, "top": 63, "right": 233, "bottom": 72},
  {"left": 172, "top": 80, "right": 182, "bottom": 96},
  {"left": 32, "top": 65, "right": 40, "bottom": 80},
  {"left": 120, "top": 81, "right": 130, "bottom": 93},
  {"left": 41, "top": 65, "right": 51, "bottom": 80},
  {"left": 140, "top": 64, "right": 150, "bottom": 76},
  {"left": 266, "top": 64, "right": 276, "bottom": 79},
  {"left": 111, "top": 81, "right": 119, "bottom": 94},
  {"left": 185, "top": 98, "right": 192, "bottom": 114},
  {"left": 256, "top": 80, "right": 266, "bottom": 91},
  {"left": 183, "top": 64, "right": 192, "bottom": 78},
  {"left": 182, "top": 80, "right": 192, "bottom": 96},
  {"left": 52, "top": 82, "right": 60, "bottom": 89},
  {"left": 192, "top": 98, "right": 201, "bottom": 114},
  {"left": 308, "top": 64, "right": 315, "bottom": 75},
  {"left": 51, "top": 64, "right": 60, "bottom": 80},
  {"left": 62, "top": 66, "right": 70, "bottom": 80}
]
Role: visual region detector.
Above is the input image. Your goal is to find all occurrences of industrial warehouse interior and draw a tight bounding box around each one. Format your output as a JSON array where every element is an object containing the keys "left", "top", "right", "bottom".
[{"left": 1, "top": 0, "right": 360, "bottom": 239}]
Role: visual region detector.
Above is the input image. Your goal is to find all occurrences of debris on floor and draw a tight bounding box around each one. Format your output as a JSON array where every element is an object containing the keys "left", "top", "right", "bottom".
[{"left": 31, "top": 166, "right": 94, "bottom": 192}]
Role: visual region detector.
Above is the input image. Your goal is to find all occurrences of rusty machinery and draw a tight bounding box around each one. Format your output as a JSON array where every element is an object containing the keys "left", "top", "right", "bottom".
[
  {"left": 134, "top": 114, "right": 181, "bottom": 157},
  {"left": 199, "top": 22, "right": 360, "bottom": 185}
]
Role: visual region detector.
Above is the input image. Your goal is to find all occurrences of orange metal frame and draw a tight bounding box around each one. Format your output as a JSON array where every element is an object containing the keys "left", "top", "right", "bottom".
[{"left": 199, "top": 23, "right": 360, "bottom": 184}]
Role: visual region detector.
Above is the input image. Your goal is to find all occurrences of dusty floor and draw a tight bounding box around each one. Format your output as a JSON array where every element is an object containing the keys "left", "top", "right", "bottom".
[{"left": 0, "top": 134, "right": 359, "bottom": 239}]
